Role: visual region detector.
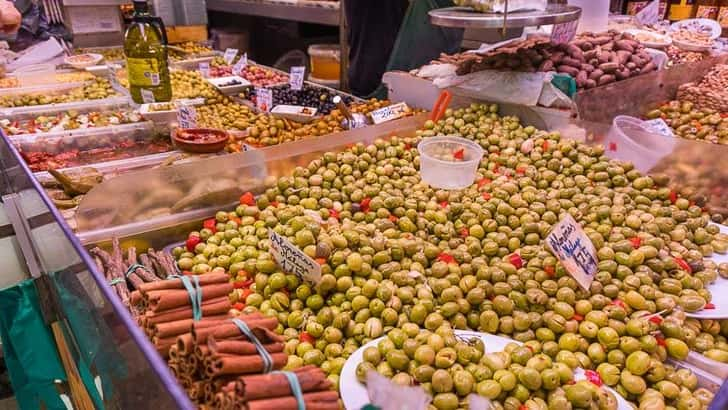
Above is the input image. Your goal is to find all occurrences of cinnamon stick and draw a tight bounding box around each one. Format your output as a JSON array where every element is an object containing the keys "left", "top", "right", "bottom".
[
  {"left": 205, "top": 352, "right": 288, "bottom": 378},
  {"left": 192, "top": 317, "right": 277, "bottom": 345},
  {"left": 146, "top": 283, "right": 233, "bottom": 312},
  {"left": 145, "top": 296, "right": 231, "bottom": 326},
  {"left": 207, "top": 339, "right": 284, "bottom": 356},
  {"left": 246, "top": 391, "right": 340, "bottom": 410},
  {"left": 153, "top": 316, "right": 230, "bottom": 339},
  {"left": 138, "top": 272, "right": 229, "bottom": 293},
  {"left": 235, "top": 366, "right": 331, "bottom": 401}
]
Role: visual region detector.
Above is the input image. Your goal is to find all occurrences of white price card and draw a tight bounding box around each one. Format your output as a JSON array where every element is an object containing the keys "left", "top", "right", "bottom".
[
  {"left": 256, "top": 88, "right": 273, "bottom": 112},
  {"left": 176, "top": 103, "right": 197, "bottom": 129},
  {"left": 140, "top": 88, "right": 155, "bottom": 104},
  {"left": 550, "top": 20, "right": 579, "bottom": 45},
  {"left": 644, "top": 118, "right": 674, "bottom": 137},
  {"left": 232, "top": 53, "right": 248, "bottom": 76},
  {"left": 199, "top": 62, "right": 210, "bottom": 78},
  {"left": 546, "top": 213, "right": 598, "bottom": 291},
  {"left": 635, "top": 0, "right": 660, "bottom": 26},
  {"left": 370, "top": 102, "right": 410, "bottom": 125},
  {"left": 223, "top": 48, "right": 239, "bottom": 65},
  {"left": 268, "top": 229, "right": 321, "bottom": 284},
  {"left": 289, "top": 66, "right": 305, "bottom": 91}
]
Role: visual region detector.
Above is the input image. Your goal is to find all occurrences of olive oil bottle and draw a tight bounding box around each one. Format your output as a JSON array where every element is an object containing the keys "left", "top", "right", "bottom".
[{"left": 124, "top": 0, "right": 172, "bottom": 103}]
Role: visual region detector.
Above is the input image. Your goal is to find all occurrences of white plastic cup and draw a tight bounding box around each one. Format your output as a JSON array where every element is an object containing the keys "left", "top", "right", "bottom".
[
  {"left": 418, "top": 136, "right": 484, "bottom": 190},
  {"left": 568, "top": 0, "right": 609, "bottom": 33},
  {"left": 604, "top": 115, "right": 676, "bottom": 173}
]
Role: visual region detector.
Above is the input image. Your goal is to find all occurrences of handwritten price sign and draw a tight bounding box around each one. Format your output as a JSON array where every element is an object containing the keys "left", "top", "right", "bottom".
[
  {"left": 176, "top": 103, "right": 197, "bottom": 129},
  {"left": 269, "top": 229, "right": 321, "bottom": 284},
  {"left": 223, "top": 48, "right": 239, "bottom": 65},
  {"left": 635, "top": 0, "right": 660, "bottom": 25},
  {"left": 289, "top": 66, "right": 305, "bottom": 91},
  {"left": 370, "top": 102, "right": 410, "bottom": 125},
  {"left": 546, "top": 213, "right": 598, "bottom": 291},
  {"left": 551, "top": 20, "right": 579, "bottom": 45},
  {"left": 256, "top": 88, "right": 273, "bottom": 112},
  {"left": 232, "top": 53, "right": 248, "bottom": 76},
  {"left": 199, "top": 62, "right": 210, "bottom": 78}
]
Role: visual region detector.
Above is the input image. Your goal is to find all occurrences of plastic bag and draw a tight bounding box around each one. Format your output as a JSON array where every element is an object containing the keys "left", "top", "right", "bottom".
[{"left": 454, "top": 0, "right": 547, "bottom": 13}]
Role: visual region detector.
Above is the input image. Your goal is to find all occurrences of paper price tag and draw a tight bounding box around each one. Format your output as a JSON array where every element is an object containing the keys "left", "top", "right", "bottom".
[
  {"left": 269, "top": 229, "right": 321, "bottom": 284},
  {"left": 546, "top": 214, "right": 598, "bottom": 291},
  {"left": 140, "top": 88, "right": 155, "bottom": 104},
  {"left": 550, "top": 20, "right": 579, "bottom": 45},
  {"left": 370, "top": 102, "right": 410, "bottom": 125},
  {"left": 223, "top": 48, "right": 238, "bottom": 65},
  {"left": 644, "top": 118, "right": 674, "bottom": 137},
  {"left": 232, "top": 53, "right": 248, "bottom": 76},
  {"left": 289, "top": 66, "right": 305, "bottom": 91},
  {"left": 636, "top": 0, "right": 660, "bottom": 25},
  {"left": 199, "top": 62, "right": 210, "bottom": 78},
  {"left": 176, "top": 103, "right": 197, "bottom": 129},
  {"left": 256, "top": 88, "right": 273, "bottom": 112}
]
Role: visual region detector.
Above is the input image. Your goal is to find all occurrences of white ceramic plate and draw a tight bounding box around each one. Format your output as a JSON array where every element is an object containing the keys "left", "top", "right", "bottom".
[
  {"left": 685, "top": 224, "right": 728, "bottom": 319},
  {"left": 64, "top": 53, "right": 103, "bottom": 69},
  {"left": 340, "top": 330, "right": 630, "bottom": 410},
  {"left": 625, "top": 29, "right": 672, "bottom": 49},
  {"left": 206, "top": 75, "right": 252, "bottom": 95},
  {"left": 671, "top": 18, "right": 722, "bottom": 40},
  {"left": 271, "top": 104, "right": 318, "bottom": 123}
]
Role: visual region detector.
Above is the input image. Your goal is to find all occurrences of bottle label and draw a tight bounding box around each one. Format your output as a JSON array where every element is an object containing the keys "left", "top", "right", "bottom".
[
  {"left": 128, "top": 57, "right": 161, "bottom": 87},
  {"left": 696, "top": 5, "right": 719, "bottom": 19},
  {"left": 718, "top": 6, "right": 728, "bottom": 27}
]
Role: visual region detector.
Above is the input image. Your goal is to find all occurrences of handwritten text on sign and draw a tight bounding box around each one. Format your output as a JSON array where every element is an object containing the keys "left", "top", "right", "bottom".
[
  {"left": 256, "top": 88, "right": 273, "bottom": 112},
  {"left": 546, "top": 213, "right": 598, "bottom": 291},
  {"left": 551, "top": 20, "right": 579, "bottom": 45},
  {"left": 199, "top": 62, "right": 210, "bottom": 78},
  {"left": 233, "top": 53, "right": 248, "bottom": 76},
  {"left": 177, "top": 103, "right": 197, "bottom": 129},
  {"left": 224, "top": 48, "right": 239, "bottom": 65},
  {"left": 289, "top": 66, "right": 305, "bottom": 91},
  {"left": 370, "top": 102, "right": 410, "bottom": 125},
  {"left": 268, "top": 229, "right": 321, "bottom": 284}
]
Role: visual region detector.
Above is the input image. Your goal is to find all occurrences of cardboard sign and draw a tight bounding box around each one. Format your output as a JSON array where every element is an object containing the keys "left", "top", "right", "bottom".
[
  {"left": 644, "top": 118, "right": 674, "bottom": 137},
  {"left": 370, "top": 102, "right": 410, "bottom": 125},
  {"left": 268, "top": 229, "right": 321, "bottom": 284},
  {"left": 256, "top": 88, "right": 273, "bottom": 112},
  {"left": 289, "top": 66, "right": 305, "bottom": 91},
  {"left": 546, "top": 214, "right": 598, "bottom": 291},
  {"left": 199, "top": 62, "right": 210, "bottom": 78},
  {"left": 232, "top": 53, "right": 248, "bottom": 76},
  {"left": 551, "top": 20, "right": 579, "bottom": 45},
  {"left": 176, "top": 103, "right": 197, "bottom": 129},
  {"left": 636, "top": 0, "right": 660, "bottom": 25},
  {"left": 223, "top": 48, "right": 239, "bottom": 65},
  {"left": 140, "top": 88, "right": 155, "bottom": 104}
]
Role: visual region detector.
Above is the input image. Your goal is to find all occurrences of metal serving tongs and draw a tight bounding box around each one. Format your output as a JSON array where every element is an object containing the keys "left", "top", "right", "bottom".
[{"left": 334, "top": 95, "right": 368, "bottom": 130}]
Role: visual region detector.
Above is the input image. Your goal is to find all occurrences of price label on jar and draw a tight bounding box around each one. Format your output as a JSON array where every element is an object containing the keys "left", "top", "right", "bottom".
[
  {"left": 140, "top": 88, "right": 155, "bottom": 104},
  {"left": 644, "top": 118, "right": 674, "bottom": 137},
  {"left": 199, "top": 62, "right": 210, "bottom": 78},
  {"left": 370, "top": 102, "right": 410, "bottom": 125},
  {"left": 232, "top": 53, "right": 248, "bottom": 76},
  {"left": 546, "top": 213, "right": 598, "bottom": 291},
  {"left": 550, "top": 20, "right": 578, "bottom": 45},
  {"left": 176, "top": 102, "right": 197, "bottom": 129},
  {"left": 289, "top": 66, "right": 305, "bottom": 91},
  {"left": 256, "top": 88, "right": 273, "bottom": 112},
  {"left": 635, "top": 0, "right": 660, "bottom": 25},
  {"left": 268, "top": 229, "right": 321, "bottom": 284},
  {"left": 223, "top": 48, "right": 239, "bottom": 65}
]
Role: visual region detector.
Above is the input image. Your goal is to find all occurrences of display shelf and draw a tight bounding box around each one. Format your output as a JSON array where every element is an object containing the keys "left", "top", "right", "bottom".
[
  {"left": 206, "top": 0, "right": 340, "bottom": 26},
  {"left": 429, "top": 4, "right": 581, "bottom": 29}
]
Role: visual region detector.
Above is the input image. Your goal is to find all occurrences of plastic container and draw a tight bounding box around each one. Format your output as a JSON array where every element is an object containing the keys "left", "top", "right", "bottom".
[
  {"left": 308, "top": 44, "right": 340, "bottom": 81},
  {"left": 13, "top": 63, "right": 56, "bottom": 87},
  {"left": 604, "top": 116, "right": 676, "bottom": 173},
  {"left": 417, "top": 136, "right": 484, "bottom": 190}
]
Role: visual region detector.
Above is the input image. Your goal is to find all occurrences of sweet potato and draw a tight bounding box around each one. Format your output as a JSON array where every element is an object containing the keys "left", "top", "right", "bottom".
[
  {"left": 585, "top": 79, "right": 597, "bottom": 89},
  {"left": 615, "top": 68, "right": 631, "bottom": 80},
  {"left": 589, "top": 69, "right": 604, "bottom": 81},
  {"left": 566, "top": 44, "right": 584, "bottom": 61},
  {"left": 580, "top": 63, "right": 595, "bottom": 72},
  {"left": 598, "top": 74, "right": 616, "bottom": 85},
  {"left": 641, "top": 62, "right": 657, "bottom": 73},
  {"left": 616, "top": 50, "right": 632, "bottom": 65},
  {"left": 599, "top": 62, "right": 619, "bottom": 73},
  {"left": 562, "top": 56, "right": 583, "bottom": 68},
  {"left": 576, "top": 70, "right": 588, "bottom": 87},
  {"left": 557, "top": 65, "right": 580, "bottom": 76},
  {"left": 615, "top": 40, "right": 637, "bottom": 53},
  {"left": 591, "top": 36, "right": 612, "bottom": 46}
]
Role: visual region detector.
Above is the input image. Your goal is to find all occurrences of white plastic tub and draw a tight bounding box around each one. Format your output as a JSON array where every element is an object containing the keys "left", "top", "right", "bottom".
[
  {"left": 604, "top": 115, "right": 676, "bottom": 173},
  {"left": 418, "top": 136, "right": 484, "bottom": 190}
]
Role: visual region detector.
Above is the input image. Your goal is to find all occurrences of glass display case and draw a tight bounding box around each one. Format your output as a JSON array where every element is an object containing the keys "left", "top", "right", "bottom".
[{"left": 0, "top": 130, "right": 193, "bottom": 409}]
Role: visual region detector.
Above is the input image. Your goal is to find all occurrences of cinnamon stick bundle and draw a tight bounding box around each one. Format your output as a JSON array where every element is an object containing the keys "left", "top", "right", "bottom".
[
  {"left": 234, "top": 366, "right": 331, "bottom": 401},
  {"left": 144, "top": 297, "right": 232, "bottom": 326},
  {"left": 205, "top": 352, "right": 288, "bottom": 378},
  {"left": 137, "top": 272, "right": 230, "bottom": 293},
  {"left": 246, "top": 391, "right": 340, "bottom": 410},
  {"left": 153, "top": 315, "right": 230, "bottom": 339},
  {"left": 146, "top": 283, "right": 233, "bottom": 312},
  {"left": 207, "top": 339, "right": 284, "bottom": 356},
  {"left": 192, "top": 317, "right": 278, "bottom": 345}
]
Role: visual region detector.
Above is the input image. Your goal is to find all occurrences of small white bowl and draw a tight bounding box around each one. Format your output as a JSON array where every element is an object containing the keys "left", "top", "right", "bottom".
[
  {"left": 671, "top": 18, "right": 722, "bottom": 40},
  {"left": 271, "top": 105, "right": 318, "bottom": 123},
  {"left": 65, "top": 53, "right": 104, "bottom": 69},
  {"left": 624, "top": 29, "right": 672, "bottom": 49},
  {"left": 206, "top": 75, "right": 251, "bottom": 95}
]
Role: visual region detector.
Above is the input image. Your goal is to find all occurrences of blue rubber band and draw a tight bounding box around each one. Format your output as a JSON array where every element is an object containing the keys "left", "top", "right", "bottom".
[
  {"left": 273, "top": 371, "right": 305, "bottom": 410},
  {"left": 125, "top": 263, "right": 150, "bottom": 278},
  {"left": 231, "top": 318, "right": 273, "bottom": 373},
  {"left": 108, "top": 278, "right": 125, "bottom": 286},
  {"left": 169, "top": 275, "right": 203, "bottom": 321}
]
